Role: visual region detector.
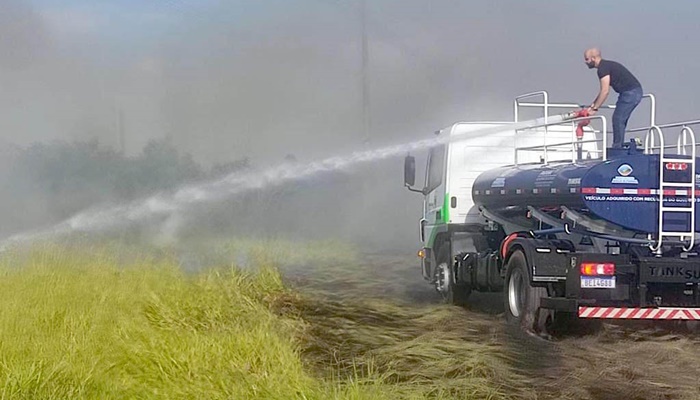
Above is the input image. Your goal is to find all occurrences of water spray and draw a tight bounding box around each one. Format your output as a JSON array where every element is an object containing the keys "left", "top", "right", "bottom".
[{"left": 0, "top": 113, "right": 582, "bottom": 249}]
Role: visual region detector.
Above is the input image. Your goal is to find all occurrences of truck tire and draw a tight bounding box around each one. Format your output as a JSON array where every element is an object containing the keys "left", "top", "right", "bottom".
[
  {"left": 435, "top": 243, "right": 471, "bottom": 306},
  {"left": 504, "top": 250, "right": 550, "bottom": 335}
]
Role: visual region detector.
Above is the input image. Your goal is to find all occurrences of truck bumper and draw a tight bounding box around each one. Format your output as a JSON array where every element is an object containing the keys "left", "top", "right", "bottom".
[
  {"left": 540, "top": 297, "right": 700, "bottom": 320},
  {"left": 578, "top": 306, "right": 700, "bottom": 320}
]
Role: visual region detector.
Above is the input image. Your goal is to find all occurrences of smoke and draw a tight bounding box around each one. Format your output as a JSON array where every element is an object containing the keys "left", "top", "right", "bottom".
[
  {"left": 2, "top": 0, "right": 700, "bottom": 250},
  {"left": 2, "top": 125, "right": 524, "bottom": 248}
]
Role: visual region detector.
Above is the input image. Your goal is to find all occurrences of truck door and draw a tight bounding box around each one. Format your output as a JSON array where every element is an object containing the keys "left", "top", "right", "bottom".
[{"left": 423, "top": 143, "right": 448, "bottom": 248}]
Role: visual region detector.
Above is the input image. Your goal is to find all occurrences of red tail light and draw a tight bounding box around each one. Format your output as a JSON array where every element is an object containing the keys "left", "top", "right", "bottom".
[
  {"left": 580, "top": 262, "right": 615, "bottom": 276},
  {"left": 665, "top": 162, "right": 688, "bottom": 171}
]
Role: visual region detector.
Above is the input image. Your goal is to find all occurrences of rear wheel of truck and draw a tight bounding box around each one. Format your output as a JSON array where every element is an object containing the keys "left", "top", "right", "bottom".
[
  {"left": 435, "top": 244, "right": 471, "bottom": 306},
  {"left": 504, "top": 250, "right": 550, "bottom": 336}
]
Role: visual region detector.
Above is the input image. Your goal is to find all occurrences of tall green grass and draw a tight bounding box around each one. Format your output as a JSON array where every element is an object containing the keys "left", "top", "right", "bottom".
[
  {"left": 0, "top": 242, "right": 523, "bottom": 399},
  {"left": 0, "top": 244, "right": 312, "bottom": 399}
]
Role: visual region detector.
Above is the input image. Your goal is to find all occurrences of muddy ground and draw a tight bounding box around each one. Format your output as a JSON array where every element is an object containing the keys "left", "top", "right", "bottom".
[{"left": 281, "top": 252, "right": 700, "bottom": 400}]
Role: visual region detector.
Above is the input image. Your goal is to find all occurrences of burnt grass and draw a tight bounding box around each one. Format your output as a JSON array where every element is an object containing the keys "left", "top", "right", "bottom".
[{"left": 277, "top": 252, "right": 700, "bottom": 400}]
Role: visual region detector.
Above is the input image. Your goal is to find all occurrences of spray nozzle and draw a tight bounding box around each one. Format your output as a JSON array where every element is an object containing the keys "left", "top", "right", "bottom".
[
  {"left": 562, "top": 108, "right": 590, "bottom": 120},
  {"left": 561, "top": 109, "right": 592, "bottom": 139}
]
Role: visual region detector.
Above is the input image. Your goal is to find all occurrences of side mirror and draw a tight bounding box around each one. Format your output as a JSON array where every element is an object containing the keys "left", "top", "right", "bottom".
[{"left": 404, "top": 155, "right": 416, "bottom": 187}]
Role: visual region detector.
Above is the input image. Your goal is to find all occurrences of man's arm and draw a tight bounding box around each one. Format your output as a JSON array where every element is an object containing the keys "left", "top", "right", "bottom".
[{"left": 588, "top": 75, "right": 610, "bottom": 114}]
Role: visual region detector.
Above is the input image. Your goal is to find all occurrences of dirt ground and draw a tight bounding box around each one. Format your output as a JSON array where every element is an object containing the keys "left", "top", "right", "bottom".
[{"left": 282, "top": 252, "right": 700, "bottom": 400}]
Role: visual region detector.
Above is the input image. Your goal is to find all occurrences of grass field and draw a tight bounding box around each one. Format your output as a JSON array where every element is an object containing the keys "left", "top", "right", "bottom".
[
  {"left": 0, "top": 241, "right": 528, "bottom": 400},
  {"left": 2, "top": 240, "right": 700, "bottom": 399}
]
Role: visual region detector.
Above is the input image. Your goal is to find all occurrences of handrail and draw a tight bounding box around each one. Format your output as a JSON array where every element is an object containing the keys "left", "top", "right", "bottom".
[
  {"left": 516, "top": 138, "right": 601, "bottom": 151},
  {"left": 636, "top": 121, "right": 700, "bottom": 153},
  {"left": 644, "top": 125, "right": 663, "bottom": 155},
  {"left": 647, "top": 126, "right": 665, "bottom": 252},
  {"left": 628, "top": 119, "right": 700, "bottom": 133},
  {"left": 681, "top": 126, "right": 696, "bottom": 251},
  {"left": 678, "top": 126, "right": 693, "bottom": 155},
  {"left": 518, "top": 102, "right": 614, "bottom": 110},
  {"left": 514, "top": 91, "right": 656, "bottom": 136},
  {"left": 514, "top": 91, "right": 549, "bottom": 123},
  {"left": 513, "top": 115, "right": 608, "bottom": 165},
  {"left": 641, "top": 122, "right": 700, "bottom": 152},
  {"left": 648, "top": 93, "right": 656, "bottom": 126}
]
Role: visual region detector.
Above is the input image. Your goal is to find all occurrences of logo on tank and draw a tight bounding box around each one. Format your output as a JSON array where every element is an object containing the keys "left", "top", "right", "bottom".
[
  {"left": 617, "top": 164, "right": 633, "bottom": 176},
  {"left": 490, "top": 177, "right": 506, "bottom": 188},
  {"left": 612, "top": 163, "right": 639, "bottom": 184}
]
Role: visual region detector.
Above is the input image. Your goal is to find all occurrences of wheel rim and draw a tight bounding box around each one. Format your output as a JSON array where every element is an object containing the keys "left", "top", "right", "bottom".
[
  {"left": 436, "top": 262, "right": 451, "bottom": 294},
  {"left": 508, "top": 268, "right": 524, "bottom": 318}
]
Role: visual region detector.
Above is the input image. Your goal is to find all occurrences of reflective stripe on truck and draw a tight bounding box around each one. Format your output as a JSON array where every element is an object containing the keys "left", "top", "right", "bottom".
[{"left": 579, "top": 307, "right": 700, "bottom": 319}]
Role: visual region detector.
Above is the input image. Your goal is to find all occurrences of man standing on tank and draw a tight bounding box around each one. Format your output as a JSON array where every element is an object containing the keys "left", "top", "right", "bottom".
[{"left": 584, "top": 48, "right": 643, "bottom": 149}]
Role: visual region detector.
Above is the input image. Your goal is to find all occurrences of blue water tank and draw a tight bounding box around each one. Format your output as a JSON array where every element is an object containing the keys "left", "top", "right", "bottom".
[{"left": 472, "top": 154, "right": 699, "bottom": 233}]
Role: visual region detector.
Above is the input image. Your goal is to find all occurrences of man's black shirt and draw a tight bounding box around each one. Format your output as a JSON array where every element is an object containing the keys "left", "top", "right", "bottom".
[{"left": 597, "top": 60, "right": 641, "bottom": 93}]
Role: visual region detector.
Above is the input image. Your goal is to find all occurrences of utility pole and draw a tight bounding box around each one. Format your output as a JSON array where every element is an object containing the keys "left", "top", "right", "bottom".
[
  {"left": 117, "top": 107, "right": 125, "bottom": 155},
  {"left": 355, "top": 0, "right": 373, "bottom": 246},
  {"left": 360, "top": 0, "right": 370, "bottom": 147}
]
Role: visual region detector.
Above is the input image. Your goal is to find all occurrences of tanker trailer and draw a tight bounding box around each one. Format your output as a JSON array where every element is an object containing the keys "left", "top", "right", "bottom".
[{"left": 403, "top": 90, "right": 700, "bottom": 335}]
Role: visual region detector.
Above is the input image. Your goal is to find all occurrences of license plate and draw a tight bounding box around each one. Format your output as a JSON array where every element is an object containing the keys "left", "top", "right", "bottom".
[{"left": 581, "top": 276, "right": 616, "bottom": 289}]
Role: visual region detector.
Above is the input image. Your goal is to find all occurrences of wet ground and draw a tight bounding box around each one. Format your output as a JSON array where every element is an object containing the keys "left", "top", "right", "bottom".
[{"left": 281, "top": 252, "right": 700, "bottom": 400}]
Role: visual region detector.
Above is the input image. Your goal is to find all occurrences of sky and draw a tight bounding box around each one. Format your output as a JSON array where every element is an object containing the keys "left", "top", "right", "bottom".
[{"left": 2, "top": 0, "right": 700, "bottom": 163}]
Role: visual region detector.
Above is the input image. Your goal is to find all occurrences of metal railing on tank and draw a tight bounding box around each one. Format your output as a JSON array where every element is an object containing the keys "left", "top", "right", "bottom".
[
  {"left": 513, "top": 115, "right": 608, "bottom": 165},
  {"left": 513, "top": 90, "right": 657, "bottom": 129},
  {"left": 512, "top": 90, "right": 658, "bottom": 166},
  {"left": 636, "top": 120, "right": 700, "bottom": 155}
]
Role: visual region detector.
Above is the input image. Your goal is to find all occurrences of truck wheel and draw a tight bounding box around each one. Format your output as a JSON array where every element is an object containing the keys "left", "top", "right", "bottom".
[
  {"left": 435, "top": 244, "right": 471, "bottom": 306},
  {"left": 504, "top": 250, "right": 550, "bottom": 335}
]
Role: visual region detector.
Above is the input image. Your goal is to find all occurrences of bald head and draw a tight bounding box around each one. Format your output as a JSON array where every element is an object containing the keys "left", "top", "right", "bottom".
[
  {"left": 584, "top": 48, "right": 601, "bottom": 58},
  {"left": 584, "top": 48, "right": 602, "bottom": 69}
]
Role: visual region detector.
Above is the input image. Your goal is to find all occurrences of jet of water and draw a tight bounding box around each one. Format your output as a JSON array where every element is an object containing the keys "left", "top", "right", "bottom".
[{"left": 1, "top": 114, "right": 569, "bottom": 248}]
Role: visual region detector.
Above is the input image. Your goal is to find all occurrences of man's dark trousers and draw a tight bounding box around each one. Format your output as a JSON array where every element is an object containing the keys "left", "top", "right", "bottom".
[{"left": 612, "top": 86, "right": 643, "bottom": 148}]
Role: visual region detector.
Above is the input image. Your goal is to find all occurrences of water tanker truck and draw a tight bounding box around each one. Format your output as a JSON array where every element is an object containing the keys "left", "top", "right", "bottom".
[{"left": 403, "top": 90, "right": 700, "bottom": 335}]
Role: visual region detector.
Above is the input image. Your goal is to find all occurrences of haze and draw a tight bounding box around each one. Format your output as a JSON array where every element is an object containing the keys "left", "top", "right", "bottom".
[{"left": 1, "top": 0, "right": 699, "bottom": 248}]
